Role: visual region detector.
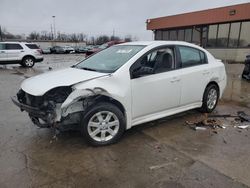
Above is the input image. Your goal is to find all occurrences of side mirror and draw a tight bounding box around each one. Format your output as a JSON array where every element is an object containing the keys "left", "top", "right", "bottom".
[{"left": 133, "top": 66, "right": 154, "bottom": 78}]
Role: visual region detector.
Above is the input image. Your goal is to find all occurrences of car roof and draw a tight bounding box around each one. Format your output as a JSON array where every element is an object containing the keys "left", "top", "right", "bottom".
[{"left": 118, "top": 40, "right": 205, "bottom": 52}]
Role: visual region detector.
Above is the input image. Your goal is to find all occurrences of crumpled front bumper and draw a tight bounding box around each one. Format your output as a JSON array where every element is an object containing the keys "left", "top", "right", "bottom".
[
  {"left": 11, "top": 96, "right": 46, "bottom": 118},
  {"left": 11, "top": 96, "right": 54, "bottom": 128}
]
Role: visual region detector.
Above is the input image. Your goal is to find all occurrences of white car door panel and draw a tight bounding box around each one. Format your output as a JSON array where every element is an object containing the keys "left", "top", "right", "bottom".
[
  {"left": 6, "top": 43, "right": 24, "bottom": 61},
  {"left": 180, "top": 64, "right": 210, "bottom": 106},
  {"left": 131, "top": 70, "right": 181, "bottom": 119}
]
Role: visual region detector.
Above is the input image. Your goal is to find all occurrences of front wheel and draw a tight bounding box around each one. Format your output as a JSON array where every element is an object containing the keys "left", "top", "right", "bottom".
[
  {"left": 22, "top": 57, "right": 35, "bottom": 68},
  {"left": 81, "top": 102, "right": 126, "bottom": 146},
  {"left": 200, "top": 84, "right": 219, "bottom": 113}
]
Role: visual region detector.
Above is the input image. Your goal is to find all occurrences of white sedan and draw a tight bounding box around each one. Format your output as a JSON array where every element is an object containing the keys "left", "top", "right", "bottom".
[{"left": 12, "top": 41, "right": 227, "bottom": 146}]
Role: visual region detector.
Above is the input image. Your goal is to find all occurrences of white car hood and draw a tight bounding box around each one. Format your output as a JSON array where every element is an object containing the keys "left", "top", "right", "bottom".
[{"left": 21, "top": 68, "right": 109, "bottom": 96}]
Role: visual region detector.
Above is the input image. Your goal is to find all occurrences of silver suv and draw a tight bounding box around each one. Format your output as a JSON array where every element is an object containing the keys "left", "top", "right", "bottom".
[{"left": 0, "top": 42, "right": 44, "bottom": 67}]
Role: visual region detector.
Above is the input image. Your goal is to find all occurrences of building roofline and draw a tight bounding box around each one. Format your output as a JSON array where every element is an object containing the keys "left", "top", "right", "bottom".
[
  {"left": 147, "top": 2, "right": 250, "bottom": 30},
  {"left": 149, "top": 2, "right": 249, "bottom": 21}
]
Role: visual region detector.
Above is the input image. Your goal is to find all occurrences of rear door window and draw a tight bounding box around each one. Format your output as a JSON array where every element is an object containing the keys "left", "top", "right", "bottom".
[
  {"left": 25, "top": 44, "right": 39, "bottom": 49},
  {"left": 6, "top": 43, "right": 23, "bottom": 50},
  {"left": 178, "top": 46, "right": 207, "bottom": 68}
]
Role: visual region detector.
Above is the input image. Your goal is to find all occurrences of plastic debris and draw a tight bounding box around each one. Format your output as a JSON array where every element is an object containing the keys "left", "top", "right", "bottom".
[
  {"left": 195, "top": 127, "right": 207, "bottom": 131},
  {"left": 237, "top": 125, "right": 249, "bottom": 129}
]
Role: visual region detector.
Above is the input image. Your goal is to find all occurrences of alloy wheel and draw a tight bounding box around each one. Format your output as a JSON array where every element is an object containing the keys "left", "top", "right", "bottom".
[{"left": 87, "top": 111, "right": 120, "bottom": 142}]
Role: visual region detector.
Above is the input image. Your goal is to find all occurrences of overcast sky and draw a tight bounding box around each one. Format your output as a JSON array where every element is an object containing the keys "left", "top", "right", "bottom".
[{"left": 0, "top": 0, "right": 249, "bottom": 40}]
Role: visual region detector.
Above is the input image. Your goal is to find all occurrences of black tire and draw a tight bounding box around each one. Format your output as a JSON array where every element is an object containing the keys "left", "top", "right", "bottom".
[
  {"left": 81, "top": 102, "right": 126, "bottom": 146},
  {"left": 200, "top": 84, "right": 219, "bottom": 113},
  {"left": 21, "top": 56, "right": 35, "bottom": 68}
]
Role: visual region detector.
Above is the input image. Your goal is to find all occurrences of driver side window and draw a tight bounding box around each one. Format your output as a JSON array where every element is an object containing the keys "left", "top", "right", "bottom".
[{"left": 131, "top": 46, "right": 175, "bottom": 78}]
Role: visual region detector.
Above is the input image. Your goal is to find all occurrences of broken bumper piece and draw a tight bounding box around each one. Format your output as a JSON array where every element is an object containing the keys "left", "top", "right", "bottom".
[
  {"left": 11, "top": 96, "right": 46, "bottom": 118},
  {"left": 11, "top": 96, "right": 54, "bottom": 128}
]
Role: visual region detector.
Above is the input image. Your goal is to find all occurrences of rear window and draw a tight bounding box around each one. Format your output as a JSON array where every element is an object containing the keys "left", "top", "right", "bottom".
[
  {"left": 6, "top": 43, "right": 23, "bottom": 50},
  {"left": 179, "top": 46, "right": 207, "bottom": 68},
  {"left": 25, "top": 44, "right": 39, "bottom": 49}
]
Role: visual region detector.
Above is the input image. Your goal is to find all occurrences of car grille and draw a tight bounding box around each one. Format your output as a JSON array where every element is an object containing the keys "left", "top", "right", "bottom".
[{"left": 17, "top": 89, "right": 43, "bottom": 107}]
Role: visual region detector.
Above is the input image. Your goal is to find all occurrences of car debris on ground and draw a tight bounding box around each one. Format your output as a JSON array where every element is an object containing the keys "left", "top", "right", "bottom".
[
  {"left": 237, "top": 125, "right": 250, "bottom": 129},
  {"left": 185, "top": 111, "right": 250, "bottom": 132}
]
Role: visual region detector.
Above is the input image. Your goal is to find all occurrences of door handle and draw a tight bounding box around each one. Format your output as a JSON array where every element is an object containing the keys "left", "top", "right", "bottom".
[
  {"left": 170, "top": 77, "right": 180, "bottom": 83},
  {"left": 20, "top": 50, "right": 24, "bottom": 52},
  {"left": 0, "top": 51, "right": 5, "bottom": 53}
]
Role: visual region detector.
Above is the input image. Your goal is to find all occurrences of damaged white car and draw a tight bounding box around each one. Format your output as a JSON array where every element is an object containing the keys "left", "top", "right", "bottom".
[{"left": 12, "top": 41, "right": 227, "bottom": 146}]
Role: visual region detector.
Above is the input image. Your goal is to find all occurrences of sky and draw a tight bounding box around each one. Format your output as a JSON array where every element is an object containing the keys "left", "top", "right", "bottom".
[{"left": 0, "top": 0, "right": 249, "bottom": 40}]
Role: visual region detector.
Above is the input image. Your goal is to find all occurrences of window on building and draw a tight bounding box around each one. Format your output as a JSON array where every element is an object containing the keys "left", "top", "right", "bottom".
[
  {"left": 6, "top": 43, "right": 23, "bottom": 50},
  {"left": 162, "top": 31, "right": 169, "bottom": 40},
  {"left": 192, "top": 27, "right": 201, "bottom": 45},
  {"left": 207, "top": 25, "right": 218, "bottom": 47},
  {"left": 228, "top": 22, "right": 240, "bottom": 48},
  {"left": 169, "top": 30, "right": 178, "bottom": 40},
  {"left": 201, "top": 26, "right": 208, "bottom": 47},
  {"left": 178, "top": 30, "right": 185, "bottom": 41},
  {"left": 179, "top": 46, "right": 207, "bottom": 68},
  {"left": 155, "top": 30, "right": 162, "bottom": 40},
  {"left": 239, "top": 21, "right": 250, "bottom": 47},
  {"left": 185, "top": 29, "right": 192, "bottom": 42},
  {"left": 217, "top": 23, "right": 230, "bottom": 47}
]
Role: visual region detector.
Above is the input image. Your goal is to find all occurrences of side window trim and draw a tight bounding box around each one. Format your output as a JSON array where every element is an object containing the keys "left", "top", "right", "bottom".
[
  {"left": 176, "top": 45, "right": 208, "bottom": 69},
  {"left": 130, "top": 45, "right": 177, "bottom": 79},
  {"left": 6, "top": 43, "right": 23, "bottom": 50}
]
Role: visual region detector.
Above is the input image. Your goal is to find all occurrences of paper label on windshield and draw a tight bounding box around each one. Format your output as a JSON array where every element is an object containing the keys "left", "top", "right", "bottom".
[{"left": 116, "top": 49, "right": 132, "bottom": 53}]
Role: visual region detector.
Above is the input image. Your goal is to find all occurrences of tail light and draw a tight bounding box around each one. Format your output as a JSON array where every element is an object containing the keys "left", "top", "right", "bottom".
[{"left": 37, "top": 49, "right": 42, "bottom": 54}]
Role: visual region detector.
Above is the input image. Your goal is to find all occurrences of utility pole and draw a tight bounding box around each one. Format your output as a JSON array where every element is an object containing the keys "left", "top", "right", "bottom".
[
  {"left": 51, "top": 24, "right": 54, "bottom": 40},
  {"left": 52, "top": 16, "right": 56, "bottom": 40},
  {"left": 112, "top": 28, "right": 115, "bottom": 40},
  {"left": 0, "top": 25, "right": 2, "bottom": 41}
]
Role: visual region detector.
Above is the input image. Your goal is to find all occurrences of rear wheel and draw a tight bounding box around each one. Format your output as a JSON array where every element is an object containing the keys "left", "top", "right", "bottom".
[
  {"left": 22, "top": 56, "right": 35, "bottom": 68},
  {"left": 200, "top": 84, "right": 219, "bottom": 113},
  {"left": 81, "top": 102, "right": 126, "bottom": 146}
]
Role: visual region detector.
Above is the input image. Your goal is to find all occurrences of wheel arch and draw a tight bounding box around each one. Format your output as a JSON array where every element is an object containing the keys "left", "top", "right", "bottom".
[
  {"left": 22, "top": 55, "right": 35, "bottom": 62},
  {"left": 95, "top": 95, "right": 126, "bottom": 117},
  {"left": 205, "top": 81, "right": 220, "bottom": 97}
]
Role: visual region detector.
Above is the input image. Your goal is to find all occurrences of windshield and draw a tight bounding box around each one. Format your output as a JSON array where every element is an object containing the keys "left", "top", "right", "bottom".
[{"left": 75, "top": 45, "right": 145, "bottom": 73}]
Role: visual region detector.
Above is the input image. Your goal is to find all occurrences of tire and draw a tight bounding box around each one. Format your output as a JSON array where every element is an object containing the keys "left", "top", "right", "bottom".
[
  {"left": 22, "top": 56, "right": 35, "bottom": 68},
  {"left": 200, "top": 84, "right": 219, "bottom": 113},
  {"left": 81, "top": 102, "right": 126, "bottom": 146}
]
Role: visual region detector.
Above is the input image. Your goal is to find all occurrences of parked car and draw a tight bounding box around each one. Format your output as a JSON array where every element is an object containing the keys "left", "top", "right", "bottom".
[
  {"left": 12, "top": 41, "right": 227, "bottom": 146},
  {"left": 75, "top": 45, "right": 94, "bottom": 53},
  {"left": 0, "top": 42, "right": 43, "bottom": 67},
  {"left": 86, "top": 41, "right": 125, "bottom": 56},
  {"left": 50, "top": 46, "right": 65, "bottom": 54},
  {"left": 242, "top": 54, "right": 250, "bottom": 80},
  {"left": 63, "top": 46, "right": 75, "bottom": 53},
  {"left": 41, "top": 47, "right": 51, "bottom": 54}
]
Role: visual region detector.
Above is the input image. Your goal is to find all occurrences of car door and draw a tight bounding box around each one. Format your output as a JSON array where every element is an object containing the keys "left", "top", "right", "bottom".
[
  {"left": 177, "top": 45, "right": 210, "bottom": 106},
  {"left": 130, "top": 46, "right": 181, "bottom": 120},
  {"left": 0, "top": 43, "right": 8, "bottom": 61},
  {"left": 6, "top": 43, "right": 24, "bottom": 61}
]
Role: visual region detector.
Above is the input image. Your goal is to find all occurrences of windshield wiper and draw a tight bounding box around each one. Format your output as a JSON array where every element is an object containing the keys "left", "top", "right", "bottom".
[{"left": 80, "top": 67, "right": 98, "bottom": 72}]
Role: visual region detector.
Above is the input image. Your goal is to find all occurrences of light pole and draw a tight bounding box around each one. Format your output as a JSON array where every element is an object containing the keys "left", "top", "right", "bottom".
[{"left": 52, "top": 16, "right": 56, "bottom": 40}]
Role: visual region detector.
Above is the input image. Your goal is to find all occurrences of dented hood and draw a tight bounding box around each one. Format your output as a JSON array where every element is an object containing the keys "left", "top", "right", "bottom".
[{"left": 21, "top": 68, "right": 109, "bottom": 96}]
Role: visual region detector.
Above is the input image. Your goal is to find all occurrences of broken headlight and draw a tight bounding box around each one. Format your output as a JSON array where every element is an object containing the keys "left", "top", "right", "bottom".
[{"left": 43, "top": 86, "right": 73, "bottom": 104}]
